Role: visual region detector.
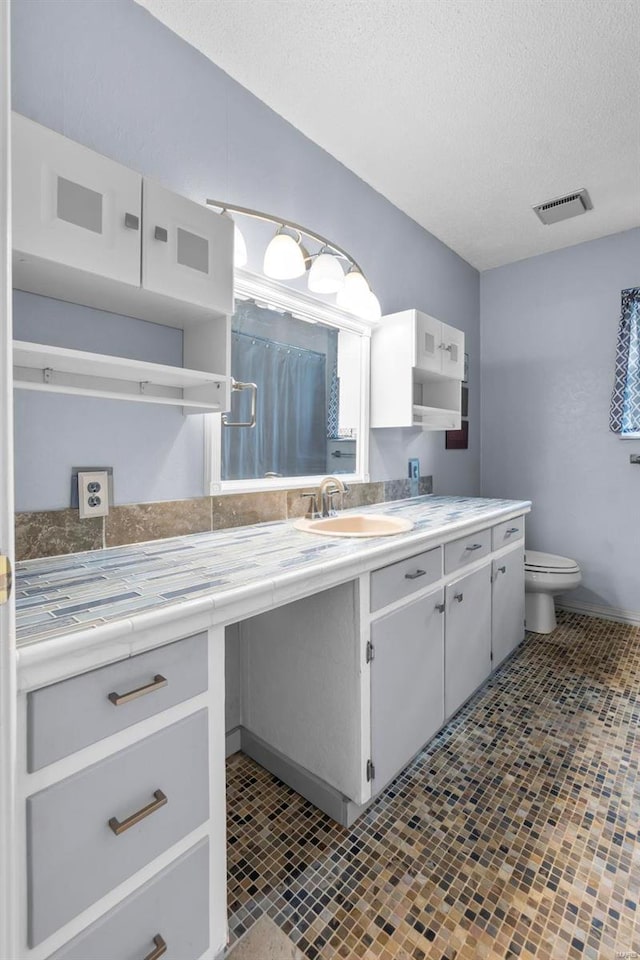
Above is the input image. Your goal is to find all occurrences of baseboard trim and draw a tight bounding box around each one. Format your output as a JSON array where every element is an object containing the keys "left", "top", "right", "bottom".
[
  {"left": 557, "top": 599, "right": 640, "bottom": 627},
  {"left": 240, "top": 728, "right": 367, "bottom": 827},
  {"left": 225, "top": 726, "right": 242, "bottom": 757}
]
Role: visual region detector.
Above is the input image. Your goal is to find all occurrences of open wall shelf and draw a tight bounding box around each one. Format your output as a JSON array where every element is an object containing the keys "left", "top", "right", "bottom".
[
  {"left": 13, "top": 341, "right": 230, "bottom": 413},
  {"left": 412, "top": 404, "right": 460, "bottom": 430}
]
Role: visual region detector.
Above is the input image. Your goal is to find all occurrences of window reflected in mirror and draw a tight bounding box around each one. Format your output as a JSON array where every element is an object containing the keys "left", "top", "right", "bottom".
[{"left": 222, "top": 299, "right": 361, "bottom": 481}]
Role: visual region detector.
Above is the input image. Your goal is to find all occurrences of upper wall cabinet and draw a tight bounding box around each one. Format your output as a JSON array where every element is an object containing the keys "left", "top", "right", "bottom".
[
  {"left": 12, "top": 113, "right": 233, "bottom": 328},
  {"left": 11, "top": 114, "right": 235, "bottom": 414},
  {"left": 370, "top": 309, "right": 464, "bottom": 430},
  {"left": 142, "top": 179, "right": 233, "bottom": 315},
  {"left": 415, "top": 312, "right": 465, "bottom": 380},
  {"left": 13, "top": 113, "right": 142, "bottom": 288}
]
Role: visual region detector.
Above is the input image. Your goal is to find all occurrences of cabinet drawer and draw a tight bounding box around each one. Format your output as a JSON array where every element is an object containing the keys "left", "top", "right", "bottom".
[
  {"left": 444, "top": 529, "right": 491, "bottom": 575},
  {"left": 27, "top": 710, "right": 209, "bottom": 947},
  {"left": 28, "top": 632, "right": 208, "bottom": 771},
  {"left": 492, "top": 516, "right": 525, "bottom": 551},
  {"left": 49, "top": 840, "right": 209, "bottom": 960},
  {"left": 370, "top": 547, "right": 441, "bottom": 612}
]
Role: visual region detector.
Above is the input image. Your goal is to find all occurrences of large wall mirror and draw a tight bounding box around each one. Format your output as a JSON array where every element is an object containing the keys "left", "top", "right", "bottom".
[{"left": 207, "top": 272, "right": 371, "bottom": 493}]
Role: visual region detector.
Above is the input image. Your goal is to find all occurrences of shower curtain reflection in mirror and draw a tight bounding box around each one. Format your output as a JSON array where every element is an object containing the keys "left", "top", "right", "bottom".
[{"left": 222, "top": 299, "right": 360, "bottom": 482}]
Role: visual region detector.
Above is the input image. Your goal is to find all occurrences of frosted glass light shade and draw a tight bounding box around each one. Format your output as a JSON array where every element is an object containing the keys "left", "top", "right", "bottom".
[
  {"left": 263, "top": 232, "right": 306, "bottom": 279},
  {"left": 336, "top": 267, "right": 370, "bottom": 312},
  {"left": 361, "top": 291, "right": 382, "bottom": 322},
  {"left": 233, "top": 224, "right": 248, "bottom": 267},
  {"left": 221, "top": 211, "right": 248, "bottom": 268},
  {"left": 308, "top": 252, "right": 345, "bottom": 293}
]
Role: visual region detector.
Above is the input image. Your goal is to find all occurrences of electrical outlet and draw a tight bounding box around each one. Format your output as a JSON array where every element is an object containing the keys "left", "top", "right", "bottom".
[
  {"left": 71, "top": 466, "right": 113, "bottom": 510},
  {"left": 408, "top": 458, "right": 420, "bottom": 481},
  {"left": 77, "top": 471, "right": 110, "bottom": 519}
]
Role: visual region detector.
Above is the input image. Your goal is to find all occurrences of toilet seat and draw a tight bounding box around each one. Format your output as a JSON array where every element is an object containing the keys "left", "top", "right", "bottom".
[{"left": 524, "top": 550, "right": 580, "bottom": 575}]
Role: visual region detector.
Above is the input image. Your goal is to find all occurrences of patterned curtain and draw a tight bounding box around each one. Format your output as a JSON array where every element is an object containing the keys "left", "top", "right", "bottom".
[{"left": 610, "top": 288, "right": 640, "bottom": 434}]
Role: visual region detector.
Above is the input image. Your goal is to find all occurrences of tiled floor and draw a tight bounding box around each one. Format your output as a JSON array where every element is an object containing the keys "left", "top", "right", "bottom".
[
  {"left": 226, "top": 613, "right": 640, "bottom": 959},
  {"left": 227, "top": 916, "right": 304, "bottom": 959}
]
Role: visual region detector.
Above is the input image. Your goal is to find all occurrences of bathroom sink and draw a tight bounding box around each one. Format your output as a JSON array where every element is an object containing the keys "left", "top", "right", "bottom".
[{"left": 295, "top": 514, "right": 414, "bottom": 538}]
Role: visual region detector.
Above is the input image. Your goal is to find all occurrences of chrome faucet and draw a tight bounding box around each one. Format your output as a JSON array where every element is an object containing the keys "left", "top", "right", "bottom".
[{"left": 316, "top": 476, "right": 347, "bottom": 517}]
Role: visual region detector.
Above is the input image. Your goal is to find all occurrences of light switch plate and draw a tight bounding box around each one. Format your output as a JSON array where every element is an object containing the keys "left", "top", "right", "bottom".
[{"left": 408, "top": 458, "right": 420, "bottom": 480}]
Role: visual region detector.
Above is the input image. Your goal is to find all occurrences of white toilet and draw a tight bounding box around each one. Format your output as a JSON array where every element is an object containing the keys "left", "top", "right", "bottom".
[{"left": 524, "top": 550, "right": 582, "bottom": 634}]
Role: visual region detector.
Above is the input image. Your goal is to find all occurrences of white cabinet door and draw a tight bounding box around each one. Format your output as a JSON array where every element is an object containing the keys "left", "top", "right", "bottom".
[
  {"left": 492, "top": 545, "right": 525, "bottom": 669},
  {"left": 445, "top": 564, "right": 491, "bottom": 718},
  {"left": 440, "top": 321, "right": 465, "bottom": 379},
  {"left": 415, "top": 311, "right": 443, "bottom": 374},
  {"left": 370, "top": 589, "right": 445, "bottom": 792},
  {"left": 1, "top": 18, "right": 17, "bottom": 960},
  {"left": 142, "top": 180, "right": 233, "bottom": 317},
  {"left": 12, "top": 113, "right": 141, "bottom": 286}
]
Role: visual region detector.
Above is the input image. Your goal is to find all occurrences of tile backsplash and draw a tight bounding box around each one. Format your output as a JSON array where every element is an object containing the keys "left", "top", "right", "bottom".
[{"left": 15, "top": 476, "right": 433, "bottom": 561}]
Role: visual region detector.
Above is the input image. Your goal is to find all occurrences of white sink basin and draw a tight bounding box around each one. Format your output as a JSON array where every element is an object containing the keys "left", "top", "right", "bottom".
[{"left": 295, "top": 514, "right": 414, "bottom": 538}]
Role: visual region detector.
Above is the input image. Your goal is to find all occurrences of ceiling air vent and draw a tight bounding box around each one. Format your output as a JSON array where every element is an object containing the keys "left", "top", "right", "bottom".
[{"left": 533, "top": 188, "right": 593, "bottom": 225}]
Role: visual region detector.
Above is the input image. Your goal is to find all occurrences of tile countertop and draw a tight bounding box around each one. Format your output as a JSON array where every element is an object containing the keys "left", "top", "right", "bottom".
[{"left": 14, "top": 496, "right": 530, "bottom": 676}]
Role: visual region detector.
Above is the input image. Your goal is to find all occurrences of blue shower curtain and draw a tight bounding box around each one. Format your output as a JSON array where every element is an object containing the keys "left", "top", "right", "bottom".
[
  {"left": 222, "top": 332, "right": 327, "bottom": 480},
  {"left": 610, "top": 288, "right": 640, "bottom": 434}
]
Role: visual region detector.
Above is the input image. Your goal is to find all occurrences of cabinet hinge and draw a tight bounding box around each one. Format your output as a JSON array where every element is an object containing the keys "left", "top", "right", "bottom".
[
  {"left": 366, "top": 640, "right": 375, "bottom": 663},
  {"left": 367, "top": 759, "right": 375, "bottom": 782}
]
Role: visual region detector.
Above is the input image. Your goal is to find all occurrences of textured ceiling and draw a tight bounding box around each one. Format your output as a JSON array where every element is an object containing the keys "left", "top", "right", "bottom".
[{"left": 136, "top": 0, "right": 640, "bottom": 270}]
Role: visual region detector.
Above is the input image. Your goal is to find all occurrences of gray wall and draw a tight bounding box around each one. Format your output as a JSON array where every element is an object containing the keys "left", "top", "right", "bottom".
[
  {"left": 481, "top": 228, "right": 640, "bottom": 617},
  {"left": 11, "top": 0, "right": 480, "bottom": 511}
]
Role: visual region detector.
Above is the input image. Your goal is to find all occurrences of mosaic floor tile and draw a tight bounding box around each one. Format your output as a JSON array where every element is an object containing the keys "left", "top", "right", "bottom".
[{"left": 226, "top": 613, "right": 640, "bottom": 959}]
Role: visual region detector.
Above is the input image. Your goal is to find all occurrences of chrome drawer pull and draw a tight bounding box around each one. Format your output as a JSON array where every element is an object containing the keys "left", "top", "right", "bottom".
[
  {"left": 405, "top": 569, "right": 426, "bottom": 580},
  {"left": 465, "top": 543, "right": 483, "bottom": 551},
  {"left": 108, "top": 789, "right": 167, "bottom": 836},
  {"left": 454, "top": 592, "right": 464, "bottom": 603},
  {"left": 435, "top": 602, "right": 445, "bottom": 613},
  {"left": 108, "top": 674, "right": 168, "bottom": 706},
  {"left": 143, "top": 934, "right": 167, "bottom": 960},
  {"left": 506, "top": 527, "right": 519, "bottom": 535}
]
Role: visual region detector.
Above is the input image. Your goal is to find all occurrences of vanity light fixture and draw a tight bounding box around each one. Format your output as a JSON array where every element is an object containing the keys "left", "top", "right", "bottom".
[
  {"left": 206, "top": 198, "right": 380, "bottom": 321},
  {"left": 336, "top": 265, "right": 370, "bottom": 312},
  {"left": 263, "top": 227, "right": 308, "bottom": 280},
  {"left": 221, "top": 210, "right": 248, "bottom": 268},
  {"left": 308, "top": 248, "right": 345, "bottom": 293},
  {"left": 363, "top": 290, "right": 382, "bottom": 322},
  {"left": 335, "top": 267, "right": 381, "bottom": 321}
]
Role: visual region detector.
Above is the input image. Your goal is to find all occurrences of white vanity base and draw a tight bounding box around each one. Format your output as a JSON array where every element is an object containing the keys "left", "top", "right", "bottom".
[{"left": 11, "top": 497, "right": 531, "bottom": 960}]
